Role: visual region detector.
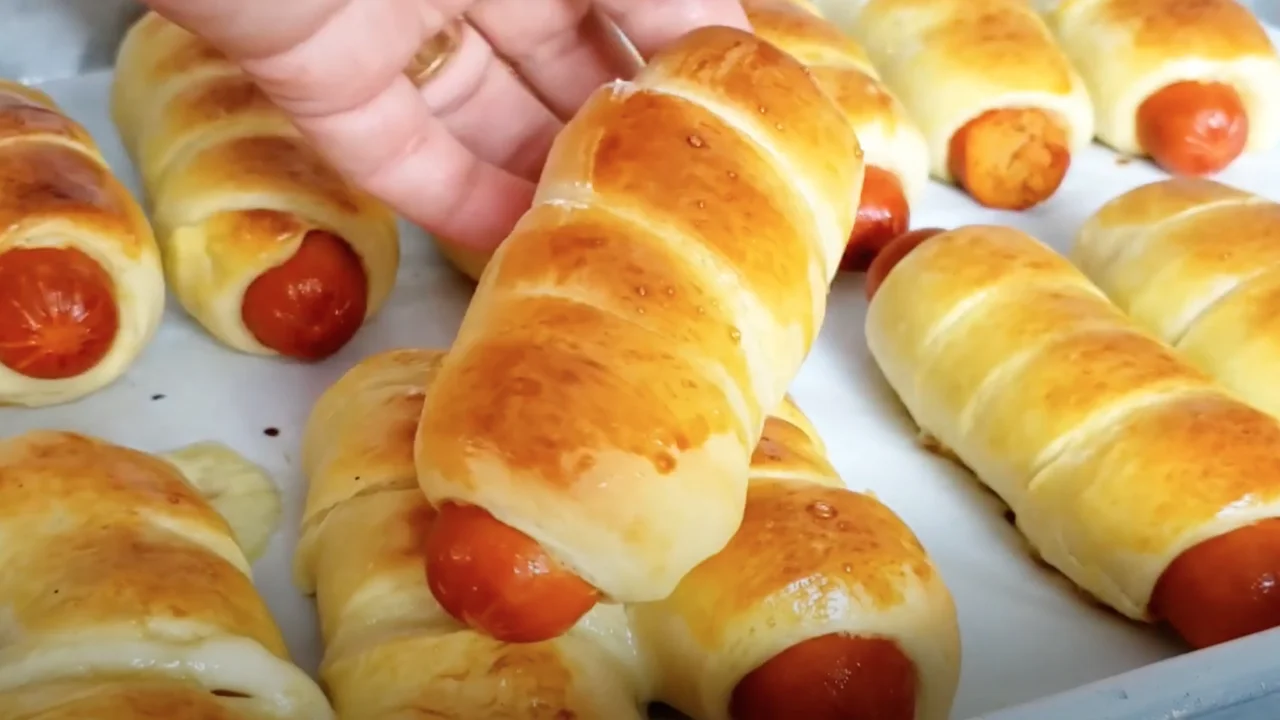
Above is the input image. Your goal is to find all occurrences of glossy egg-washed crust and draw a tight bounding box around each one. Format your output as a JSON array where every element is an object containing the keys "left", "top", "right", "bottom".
[
  {"left": 866, "top": 225, "right": 1280, "bottom": 620},
  {"left": 0, "top": 431, "right": 332, "bottom": 718},
  {"left": 110, "top": 12, "right": 399, "bottom": 355},
  {"left": 0, "top": 80, "right": 163, "bottom": 407},
  {"left": 1043, "top": 0, "right": 1280, "bottom": 154},
  {"left": 1075, "top": 178, "right": 1280, "bottom": 419},
  {"left": 744, "top": 0, "right": 930, "bottom": 204},
  {"left": 298, "top": 348, "right": 960, "bottom": 720},
  {"left": 812, "top": 0, "right": 1094, "bottom": 181},
  {"left": 415, "top": 27, "right": 865, "bottom": 605}
]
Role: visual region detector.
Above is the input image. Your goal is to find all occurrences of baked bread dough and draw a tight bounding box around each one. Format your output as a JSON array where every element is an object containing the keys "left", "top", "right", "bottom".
[
  {"left": 812, "top": 0, "right": 1094, "bottom": 181},
  {"left": 111, "top": 12, "right": 399, "bottom": 356},
  {"left": 1040, "top": 0, "right": 1280, "bottom": 155},
  {"left": 299, "top": 348, "right": 960, "bottom": 720},
  {"left": 0, "top": 431, "right": 332, "bottom": 718},
  {"left": 1075, "top": 178, "right": 1280, "bottom": 419},
  {"left": 866, "top": 225, "right": 1280, "bottom": 620},
  {"left": 415, "top": 26, "right": 864, "bottom": 605},
  {"left": 746, "top": 0, "right": 929, "bottom": 204},
  {"left": 0, "top": 80, "right": 163, "bottom": 407},
  {"left": 0, "top": 678, "right": 285, "bottom": 720}
]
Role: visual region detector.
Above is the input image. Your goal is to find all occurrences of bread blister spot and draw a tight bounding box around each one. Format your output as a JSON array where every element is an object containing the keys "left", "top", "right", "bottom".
[{"left": 806, "top": 500, "right": 837, "bottom": 519}]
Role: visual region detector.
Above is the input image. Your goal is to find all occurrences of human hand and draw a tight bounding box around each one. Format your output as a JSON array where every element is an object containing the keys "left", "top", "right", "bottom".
[{"left": 139, "top": 0, "right": 751, "bottom": 252}]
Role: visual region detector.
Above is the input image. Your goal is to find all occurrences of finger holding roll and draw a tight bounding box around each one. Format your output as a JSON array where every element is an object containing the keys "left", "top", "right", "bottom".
[
  {"left": 0, "top": 81, "right": 164, "bottom": 407},
  {"left": 744, "top": 0, "right": 930, "bottom": 271},
  {"left": 1042, "top": 0, "right": 1280, "bottom": 175},
  {"left": 629, "top": 408, "right": 961, "bottom": 720},
  {"left": 111, "top": 12, "right": 399, "bottom": 360},
  {"left": 866, "top": 225, "right": 1280, "bottom": 650},
  {"left": 813, "top": 0, "right": 1094, "bottom": 210}
]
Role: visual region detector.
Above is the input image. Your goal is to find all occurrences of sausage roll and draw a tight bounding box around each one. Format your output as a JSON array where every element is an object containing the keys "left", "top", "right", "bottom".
[
  {"left": 414, "top": 27, "right": 864, "bottom": 641},
  {"left": 1041, "top": 0, "right": 1280, "bottom": 175},
  {"left": 299, "top": 349, "right": 960, "bottom": 720},
  {"left": 0, "top": 431, "right": 332, "bottom": 718},
  {"left": 0, "top": 80, "right": 163, "bottom": 407},
  {"left": 1074, "top": 177, "right": 1280, "bottom": 418},
  {"left": 111, "top": 12, "right": 400, "bottom": 361},
  {"left": 813, "top": 0, "right": 1094, "bottom": 210},
  {"left": 866, "top": 224, "right": 1280, "bottom": 650},
  {"left": 744, "top": 0, "right": 930, "bottom": 272}
]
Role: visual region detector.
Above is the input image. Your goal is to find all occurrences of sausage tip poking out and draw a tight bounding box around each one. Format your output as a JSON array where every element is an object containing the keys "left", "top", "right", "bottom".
[
  {"left": 841, "top": 166, "right": 911, "bottom": 273},
  {"left": 1136, "top": 81, "right": 1248, "bottom": 177},
  {"left": 0, "top": 246, "right": 119, "bottom": 380},
  {"left": 947, "top": 108, "right": 1071, "bottom": 211},
  {"left": 730, "top": 633, "right": 918, "bottom": 720},
  {"left": 241, "top": 231, "right": 368, "bottom": 361},
  {"left": 865, "top": 227, "right": 948, "bottom": 301},
  {"left": 424, "top": 502, "right": 601, "bottom": 643},
  {"left": 1151, "top": 518, "right": 1280, "bottom": 649}
]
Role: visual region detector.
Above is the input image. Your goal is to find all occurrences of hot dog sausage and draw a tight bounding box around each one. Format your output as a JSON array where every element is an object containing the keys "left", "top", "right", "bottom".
[
  {"left": 841, "top": 166, "right": 911, "bottom": 273},
  {"left": 1136, "top": 81, "right": 1248, "bottom": 177},
  {"left": 1150, "top": 518, "right": 1280, "bottom": 649},
  {"left": 947, "top": 108, "right": 1071, "bottom": 210},
  {"left": 730, "top": 633, "right": 917, "bottom": 720},
  {"left": 424, "top": 502, "right": 601, "bottom": 643},
  {"left": 240, "top": 231, "right": 368, "bottom": 361},
  {"left": 864, "top": 228, "right": 948, "bottom": 301},
  {"left": 0, "top": 247, "right": 119, "bottom": 380}
]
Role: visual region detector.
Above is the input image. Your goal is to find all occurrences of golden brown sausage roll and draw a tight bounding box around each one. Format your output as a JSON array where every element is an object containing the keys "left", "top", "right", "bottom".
[
  {"left": 1074, "top": 177, "right": 1280, "bottom": 418},
  {"left": 813, "top": 0, "right": 1094, "bottom": 210},
  {"left": 744, "top": 0, "right": 930, "bottom": 272},
  {"left": 1041, "top": 0, "right": 1280, "bottom": 175},
  {"left": 414, "top": 26, "right": 864, "bottom": 643},
  {"left": 298, "top": 349, "right": 960, "bottom": 719},
  {"left": 866, "top": 224, "right": 1280, "bottom": 650},
  {"left": 111, "top": 12, "right": 400, "bottom": 361},
  {"left": 0, "top": 431, "right": 332, "bottom": 718},
  {"left": 0, "top": 80, "right": 163, "bottom": 407}
]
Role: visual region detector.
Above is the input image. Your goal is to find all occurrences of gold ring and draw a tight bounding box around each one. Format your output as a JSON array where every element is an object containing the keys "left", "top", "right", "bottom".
[{"left": 406, "top": 19, "right": 464, "bottom": 87}]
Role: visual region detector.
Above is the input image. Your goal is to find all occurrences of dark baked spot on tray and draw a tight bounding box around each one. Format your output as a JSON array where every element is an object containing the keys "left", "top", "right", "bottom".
[{"left": 263, "top": 427, "right": 280, "bottom": 437}]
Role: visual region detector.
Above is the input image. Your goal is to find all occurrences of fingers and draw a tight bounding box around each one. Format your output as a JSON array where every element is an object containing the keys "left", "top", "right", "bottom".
[
  {"left": 421, "top": 24, "right": 563, "bottom": 180},
  {"left": 290, "top": 76, "right": 535, "bottom": 251},
  {"left": 172, "top": 0, "right": 543, "bottom": 250},
  {"left": 140, "top": 0, "right": 352, "bottom": 59},
  {"left": 594, "top": 0, "right": 751, "bottom": 59},
  {"left": 234, "top": 0, "right": 433, "bottom": 118},
  {"left": 467, "top": 0, "right": 628, "bottom": 118}
]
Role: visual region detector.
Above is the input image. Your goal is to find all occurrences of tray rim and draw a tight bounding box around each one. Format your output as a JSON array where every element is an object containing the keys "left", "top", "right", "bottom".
[{"left": 974, "top": 626, "right": 1280, "bottom": 720}]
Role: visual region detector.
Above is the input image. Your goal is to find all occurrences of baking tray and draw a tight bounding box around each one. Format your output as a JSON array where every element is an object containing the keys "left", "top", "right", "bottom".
[{"left": 2, "top": 1, "right": 1280, "bottom": 718}]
